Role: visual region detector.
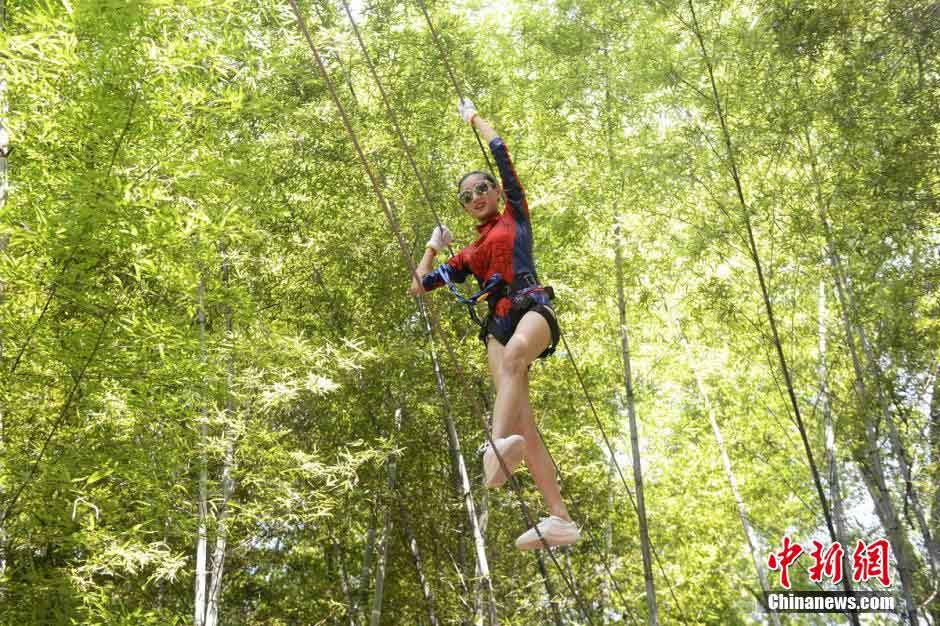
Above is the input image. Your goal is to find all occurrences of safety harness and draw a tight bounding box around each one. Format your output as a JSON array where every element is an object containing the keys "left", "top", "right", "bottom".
[{"left": 437, "top": 267, "right": 554, "bottom": 329}]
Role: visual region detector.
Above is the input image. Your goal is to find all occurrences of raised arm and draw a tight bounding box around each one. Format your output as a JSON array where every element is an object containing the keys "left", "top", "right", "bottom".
[
  {"left": 457, "top": 99, "right": 528, "bottom": 221},
  {"left": 470, "top": 113, "right": 499, "bottom": 144}
]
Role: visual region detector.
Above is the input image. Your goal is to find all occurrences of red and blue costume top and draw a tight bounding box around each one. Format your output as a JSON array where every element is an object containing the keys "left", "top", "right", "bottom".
[{"left": 421, "top": 137, "right": 550, "bottom": 333}]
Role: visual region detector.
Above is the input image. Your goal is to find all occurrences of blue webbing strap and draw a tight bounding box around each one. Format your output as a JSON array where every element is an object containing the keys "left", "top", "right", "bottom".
[{"left": 436, "top": 267, "right": 505, "bottom": 328}]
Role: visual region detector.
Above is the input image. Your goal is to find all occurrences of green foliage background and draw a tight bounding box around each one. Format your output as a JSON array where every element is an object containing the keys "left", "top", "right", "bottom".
[{"left": 1, "top": 0, "right": 938, "bottom": 624}]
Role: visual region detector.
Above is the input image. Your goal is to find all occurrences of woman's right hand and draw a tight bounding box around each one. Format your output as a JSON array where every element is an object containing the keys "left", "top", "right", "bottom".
[
  {"left": 426, "top": 224, "right": 453, "bottom": 253},
  {"left": 457, "top": 98, "right": 477, "bottom": 124}
]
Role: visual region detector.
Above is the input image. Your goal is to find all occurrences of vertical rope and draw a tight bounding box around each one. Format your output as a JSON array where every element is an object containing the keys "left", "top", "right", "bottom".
[
  {"left": 560, "top": 333, "right": 690, "bottom": 623},
  {"left": 412, "top": 0, "right": 496, "bottom": 178},
  {"left": 335, "top": 0, "right": 454, "bottom": 257}
]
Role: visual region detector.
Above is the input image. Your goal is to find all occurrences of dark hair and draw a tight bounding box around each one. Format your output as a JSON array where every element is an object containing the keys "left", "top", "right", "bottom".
[{"left": 457, "top": 170, "right": 497, "bottom": 190}]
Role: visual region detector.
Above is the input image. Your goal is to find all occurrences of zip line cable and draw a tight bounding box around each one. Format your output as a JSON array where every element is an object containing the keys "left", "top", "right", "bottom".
[
  {"left": 286, "top": 2, "right": 595, "bottom": 623},
  {"left": 474, "top": 381, "right": 642, "bottom": 625},
  {"left": 414, "top": 282, "right": 593, "bottom": 624},
  {"left": 331, "top": 1, "right": 685, "bottom": 620},
  {"left": 333, "top": 0, "right": 454, "bottom": 257},
  {"left": 297, "top": 259, "right": 445, "bottom": 624}
]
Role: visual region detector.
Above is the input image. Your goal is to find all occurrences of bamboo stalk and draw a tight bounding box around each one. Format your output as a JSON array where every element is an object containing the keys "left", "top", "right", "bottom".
[
  {"left": 194, "top": 271, "right": 209, "bottom": 626},
  {"left": 682, "top": 4, "right": 859, "bottom": 621},
  {"left": 399, "top": 505, "right": 440, "bottom": 626},
  {"left": 823, "top": 222, "right": 919, "bottom": 622},
  {"left": 805, "top": 133, "right": 919, "bottom": 620},
  {"left": 416, "top": 296, "right": 499, "bottom": 626},
  {"left": 369, "top": 509, "right": 391, "bottom": 626},
  {"left": 818, "top": 282, "right": 852, "bottom": 585},
  {"left": 333, "top": 541, "right": 358, "bottom": 626},
  {"left": 370, "top": 406, "right": 403, "bottom": 626},
  {"left": 205, "top": 241, "right": 237, "bottom": 626},
  {"left": 671, "top": 310, "right": 779, "bottom": 626},
  {"left": 614, "top": 228, "right": 658, "bottom": 626},
  {"left": 0, "top": 31, "right": 7, "bottom": 574}
]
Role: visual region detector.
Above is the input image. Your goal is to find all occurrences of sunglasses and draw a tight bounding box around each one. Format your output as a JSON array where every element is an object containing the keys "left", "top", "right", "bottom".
[{"left": 458, "top": 181, "right": 494, "bottom": 206}]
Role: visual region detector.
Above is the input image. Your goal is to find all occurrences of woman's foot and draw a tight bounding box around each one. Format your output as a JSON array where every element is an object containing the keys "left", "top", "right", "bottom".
[
  {"left": 483, "top": 435, "right": 526, "bottom": 488},
  {"left": 515, "top": 516, "right": 581, "bottom": 550}
]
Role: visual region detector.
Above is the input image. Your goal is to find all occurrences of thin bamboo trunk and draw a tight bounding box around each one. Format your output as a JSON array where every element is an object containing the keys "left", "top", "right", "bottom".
[
  {"left": 842, "top": 253, "right": 937, "bottom": 575},
  {"left": 311, "top": 0, "right": 359, "bottom": 106},
  {"left": 458, "top": 516, "right": 469, "bottom": 626},
  {"left": 683, "top": 6, "right": 859, "bottom": 623},
  {"left": 333, "top": 541, "right": 357, "bottom": 626},
  {"left": 821, "top": 229, "right": 919, "bottom": 621},
  {"left": 928, "top": 366, "right": 940, "bottom": 623},
  {"left": 472, "top": 486, "right": 489, "bottom": 626},
  {"left": 369, "top": 508, "right": 391, "bottom": 626},
  {"left": 286, "top": 15, "right": 500, "bottom": 619},
  {"left": 807, "top": 148, "right": 937, "bottom": 574},
  {"left": 602, "top": 455, "right": 614, "bottom": 624},
  {"left": 615, "top": 230, "right": 659, "bottom": 626},
  {"left": 399, "top": 504, "right": 440, "bottom": 626},
  {"left": 416, "top": 296, "right": 498, "bottom": 626},
  {"left": 478, "top": 398, "right": 562, "bottom": 626},
  {"left": 205, "top": 243, "right": 237, "bottom": 626},
  {"left": 205, "top": 436, "right": 234, "bottom": 626},
  {"left": 369, "top": 406, "right": 402, "bottom": 626},
  {"left": 803, "top": 132, "right": 916, "bottom": 620},
  {"left": 194, "top": 273, "right": 209, "bottom": 626},
  {"left": 536, "top": 550, "right": 563, "bottom": 626},
  {"left": 471, "top": 397, "right": 488, "bottom": 626},
  {"left": 358, "top": 503, "right": 376, "bottom": 622},
  {"left": 672, "top": 312, "right": 780, "bottom": 626},
  {"left": 1, "top": 51, "right": 8, "bottom": 212},
  {"left": 0, "top": 7, "right": 9, "bottom": 576},
  {"left": 819, "top": 282, "right": 852, "bottom": 578}
]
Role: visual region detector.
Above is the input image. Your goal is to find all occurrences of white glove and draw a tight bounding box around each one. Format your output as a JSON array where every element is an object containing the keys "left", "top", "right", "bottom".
[
  {"left": 457, "top": 98, "right": 477, "bottom": 124},
  {"left": 426, "top": 225, "right": 453, "bottom": 253}
]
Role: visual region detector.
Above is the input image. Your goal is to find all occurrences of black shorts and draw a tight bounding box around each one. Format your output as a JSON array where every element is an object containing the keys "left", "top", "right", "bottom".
[{"left": 478, "top": 299, "right": 561, "bottom": 360}]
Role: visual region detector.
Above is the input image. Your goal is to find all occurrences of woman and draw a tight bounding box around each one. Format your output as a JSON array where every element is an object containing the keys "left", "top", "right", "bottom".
[{"left": 409, "top": 99, "right": 580, "bottom": 550}]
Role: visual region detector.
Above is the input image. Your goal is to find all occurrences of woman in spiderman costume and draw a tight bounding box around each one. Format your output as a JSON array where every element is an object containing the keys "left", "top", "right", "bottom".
[{"left": 408, "top": 99, "right": 580, "bottom": 550}]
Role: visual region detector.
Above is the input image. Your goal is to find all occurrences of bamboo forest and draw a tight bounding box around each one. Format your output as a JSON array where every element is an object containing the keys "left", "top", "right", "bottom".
[{"left": 1, "top": 0, "right": 938, "bottom": 624}]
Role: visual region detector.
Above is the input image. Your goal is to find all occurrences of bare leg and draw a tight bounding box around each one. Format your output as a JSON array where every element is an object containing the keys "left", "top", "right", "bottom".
[
  {"left": 517, "top": 404, "right": 570, "bottom": 521},
  {"left": 486, "top": 315, "right": 571, "bottom": 521},
  {"left": 488, "top": 312, "right": 550, "bottom": 438}
]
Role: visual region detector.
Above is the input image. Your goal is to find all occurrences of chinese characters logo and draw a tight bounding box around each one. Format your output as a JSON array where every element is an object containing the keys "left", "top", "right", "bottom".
[{"left": 767, "top": 537, "right": 892, "bottom": 589}]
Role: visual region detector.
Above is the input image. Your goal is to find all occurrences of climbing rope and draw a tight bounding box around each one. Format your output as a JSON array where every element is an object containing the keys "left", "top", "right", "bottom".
[
  {"left": 335, "top": 0, "right": 491, "bottom": 330},
  {"left": 336, "top": 0, "right": 451, "bottom": 253},
  {"left": 412, "top": 0, "right": 496, "bottom": 179},
  {"left": 560, "top": 332, "right": 690, "bottom": 622},
  {"left": 333, "top": 1, "right": 683, "bottom": 619},
  {"left": 287, "top": 2, "right": 595, "bottom": 623},
  {"left": 477, "top": 382, "right": 643, "bottom": 626}
]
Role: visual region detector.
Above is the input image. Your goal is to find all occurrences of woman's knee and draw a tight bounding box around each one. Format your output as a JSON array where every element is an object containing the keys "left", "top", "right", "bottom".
[{"left": 499, "top": 340, "right": 531, "bottom": 379}]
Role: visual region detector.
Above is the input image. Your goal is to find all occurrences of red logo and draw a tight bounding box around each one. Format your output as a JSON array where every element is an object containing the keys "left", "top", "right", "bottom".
[
  {"left": 767, "top": 536, "right": 804, "bottom": 589},
  {"left": 852, "top": 539, "right": 891, "bottom": 586},
  {"left": 767, "top": 536, "right": 892, "bottom": 589},
  {"left": 808, "top": 540, "right": 844, "bottom": 584}
]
